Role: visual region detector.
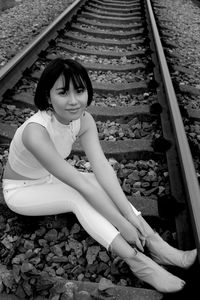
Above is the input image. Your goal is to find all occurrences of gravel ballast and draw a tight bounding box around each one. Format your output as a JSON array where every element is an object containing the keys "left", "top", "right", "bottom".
[
  {"left": 0, "top": 0, "right": 75, "bottom": 67},
  {"left": 152, "top": 0, "right": 200, "bottom": 175},
  {"left": 152, "top": 0, "right": 200, "bottom": 108},
  {"left": 1, "top": 0, "right": 200, "bottom": 106}
]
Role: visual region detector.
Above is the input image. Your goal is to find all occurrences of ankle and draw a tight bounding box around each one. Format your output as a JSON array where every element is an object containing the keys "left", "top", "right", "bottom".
[
  {"left": 124, "top": 248, "right": 138, "bottom": 263},
  {"left": 109, "top": 233, "right": 137, "bottom": 260}
]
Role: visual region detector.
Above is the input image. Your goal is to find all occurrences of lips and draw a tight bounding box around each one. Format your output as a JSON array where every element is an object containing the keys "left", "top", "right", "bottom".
[{"left": 66, "top": 108, "right": 80, "bottom": 113}]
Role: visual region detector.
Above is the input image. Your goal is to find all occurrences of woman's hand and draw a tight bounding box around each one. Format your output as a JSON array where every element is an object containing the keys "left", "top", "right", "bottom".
[
  {"left": 126, "top": 213, "right": 147, "bottom": 239},
  {"left": 118, "top": 220, "right": 145, "bottom": 252}
]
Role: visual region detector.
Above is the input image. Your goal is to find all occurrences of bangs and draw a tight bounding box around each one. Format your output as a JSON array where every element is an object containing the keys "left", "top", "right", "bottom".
[{"left": 62, "top": 65, "right": 87, "bottom": 92}]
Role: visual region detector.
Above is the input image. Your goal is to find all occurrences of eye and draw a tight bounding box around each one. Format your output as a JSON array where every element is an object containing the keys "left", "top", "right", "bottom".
[
  {"left": 76, "top": 87, "right": 85, "bottom": 94},
  {"left": 58, "top": 89, "right": 68, "bottom": 96}
]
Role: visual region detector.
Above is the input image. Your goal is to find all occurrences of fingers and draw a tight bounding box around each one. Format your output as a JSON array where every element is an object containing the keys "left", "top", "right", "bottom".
[
  {"left": 129, "top": 218, "right": 146, "bottom": 238},
  {"left": 135, "top": 225, "right": 146, "bottom": 240},
  {"left": 140, "top": 235, "right": 146, "bottom": 247},
  {"left": 137, "top": 222, "right": 147, "bottom": 238},
  {"left": 135, "top": 238, "right": 144, "bottom": 252},
  {"left": 138, "top": 227, "right": 146, "bottom": 238}
]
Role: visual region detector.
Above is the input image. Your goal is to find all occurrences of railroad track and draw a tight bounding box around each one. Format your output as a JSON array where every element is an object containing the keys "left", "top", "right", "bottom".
[{"left": 0, "top": 0, "right": 199, "bottom": 298}]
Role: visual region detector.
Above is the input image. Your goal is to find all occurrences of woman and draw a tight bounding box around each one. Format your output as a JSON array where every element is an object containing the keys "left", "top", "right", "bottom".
[{"left": 2, "top": 58, "right": 197, "bottom": 293}]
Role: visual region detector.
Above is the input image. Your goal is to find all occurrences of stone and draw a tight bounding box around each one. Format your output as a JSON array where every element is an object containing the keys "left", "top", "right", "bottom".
[
  {"left": 21, "top": 262, "right": 34, "bottom": 273},
  {"left": 99, "top": 251, "right": 110, "bottom": 263},
  {"left": 44, "top": 229, "right": 58, "bottom": 242},
  {"left": 70, "top": 223, "right": 81, "bottom": 235},
  {"left": 75, "top": 290, "right": 92, "bottom": 300},
  {"left": 51, "top": 244, "right": 63, "bottom": 257},
  {"left": 24, "top": 240, "right": 35, "bottom": 250},
  {"left": 86, "top": 246, "right": 100, "bottom": 265}
]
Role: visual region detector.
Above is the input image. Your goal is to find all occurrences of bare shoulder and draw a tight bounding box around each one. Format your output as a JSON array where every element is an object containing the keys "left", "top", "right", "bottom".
[{"left": 22, "top": 122, "right": 50, "bottom": 146}]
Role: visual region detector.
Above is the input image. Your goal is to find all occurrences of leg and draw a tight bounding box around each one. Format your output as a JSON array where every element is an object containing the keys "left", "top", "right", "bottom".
[
  {"left": 81, "top": 173, "right": 145, "bottom": 251},
  {"left": 3, "top": 174, "right": 141, "bottom": 249},
  {"left": 110, "top": 234, "right": 185, "bottom": 293},
  {"left": 83, "top": 172, "right": 141, "bottom": 216},
  {"left": 3, "top": 176, "right": 120, "bottom": 250},
  {"left": 3, "top": 177, "right": 185, "bottom": 293}
]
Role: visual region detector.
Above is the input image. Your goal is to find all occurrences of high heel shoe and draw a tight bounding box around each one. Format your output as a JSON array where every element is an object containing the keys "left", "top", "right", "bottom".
[
  {"left": 125, "top": 249, "right": 185, "bottom": 293},
  {"left": 146, "top": 232, "right": 197, "bottom": 269}
]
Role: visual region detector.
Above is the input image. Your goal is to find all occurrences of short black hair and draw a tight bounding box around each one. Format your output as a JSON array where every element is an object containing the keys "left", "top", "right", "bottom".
[{"left": 34, "top": 58, "right": 93, "bottom": 110}]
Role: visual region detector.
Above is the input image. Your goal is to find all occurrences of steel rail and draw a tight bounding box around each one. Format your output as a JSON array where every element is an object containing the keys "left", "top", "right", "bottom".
[
  {"left": 0, "top": 0, "right": 87, "bottom": 101},
  {"left": 146, "top": 0, "right": 200, "bottom": 261}
]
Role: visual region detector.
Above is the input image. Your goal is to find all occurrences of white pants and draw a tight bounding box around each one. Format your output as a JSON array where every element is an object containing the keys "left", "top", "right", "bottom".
[{"left": 2, "top": 173, "right": 140, "bottom": 250}]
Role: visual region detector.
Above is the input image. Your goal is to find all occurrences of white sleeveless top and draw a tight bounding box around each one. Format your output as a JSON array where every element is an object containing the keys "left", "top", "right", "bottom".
[{"left": 8, "top": 110, "right": 80, "bottom": 179}]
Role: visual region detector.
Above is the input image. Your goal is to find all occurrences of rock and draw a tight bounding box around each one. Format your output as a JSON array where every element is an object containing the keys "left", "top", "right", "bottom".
[
  {"left": 62, "top": 281, "right": 78, "bottom": 299},
  {"left": 12, "top": 253, "right": 26, "bottom": 264},
  {"left": 86, "top": 246, "right": 100, "bottom": 265},
  {"left": 21, "top": 262, "right": 34, "bottom": 273},
  {"left": 49, "top": 277, "right": 67, "bottom": 295},
  {"left": 35, "top": 226, "right": 46, "bottom": 237},
  {"left": 22, "top": 280, "right": 32, "bottom": 297},
  {"left": 70, "top": 223, "right": 81, "bottom": 235},
  {"left": 56, "top": 267, "right": 65, "bottom": 276},
  {"left": 68, "top": 254, "right": 77, "bottom": 265},
  {"left": 15, "top": 284, "right": 26, "bottom": 298},
  {"left": 51, "top": 295, "right": 60, "bottom": 300},
  {"left": 12, "top": 264, "right": 21, "bottom": 283},
  {"left": 44, "top": 229, "right": 58, "bottom": 242},
  {"left": 110, "top": 263, "right": 120, "bottom": 276},
  {"left": 24, "top": 240, "right": 35, "bottom": 250},
  {"left": 99, "top": 251, "right": 110, "bottom": 263},
  {"left": 29, "top": 256, "right": 41, "bottom": 265},
  {"left": 75, "top": 290, "right": 92, "bottom": 300},
  {"left": 68, "top": 238, "right": 83, "bottom": 258},
  {"left": 35, "top": 272, "right": 55, "bottom": 291},
  {"left": 1, "top": 269, "right": 14, "bottom": 289},
  {"left": 86, "top": 263, "right": 98, "bottom": 274},
  {"left": 61, "top": 227, "right": 70, "bottom": 237},
  {"left": 98, "top": 277, "right": 115, "bottom": 291},
  {"left": 50, "top": 256, "right": 68, "bottom": 263},
  {"left": 127, "top": 170, "right": 140, "bottom": 181},
  {"left": 0, "top": 278, "right": 4, "bottom": 293},
  {"left": 51, "top": 244, "right": 63, "bottom": 257},
  {"left": 71, "top": 265, "right": 85, "bottom": 276}
]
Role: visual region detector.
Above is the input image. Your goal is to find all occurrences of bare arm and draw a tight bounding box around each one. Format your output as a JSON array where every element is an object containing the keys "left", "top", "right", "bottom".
[
  {"left": 22, "top": 123, "right": 128, "bottom": 230},
  {"left": 80, "top": 112, "right": 146, "bottom": 237}
]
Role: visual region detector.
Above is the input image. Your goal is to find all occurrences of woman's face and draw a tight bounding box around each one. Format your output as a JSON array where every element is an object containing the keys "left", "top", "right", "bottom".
[{"left": 49, "top": 75, "right": 88, "bottom": 124}]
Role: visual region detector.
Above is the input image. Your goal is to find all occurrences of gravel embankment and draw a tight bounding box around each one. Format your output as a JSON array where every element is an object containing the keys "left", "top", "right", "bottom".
[
  {"left": 0, "top": 0, "right": 75, "bottom": 67},
  {"left": 1, "top": 0, "right": 200, "bottom": 90},
  {"left": 152, "top": 0, "right": 200, "bottom": 108},
  {"left": 152, "top": 0, "right": 200, "bottom": 175}
]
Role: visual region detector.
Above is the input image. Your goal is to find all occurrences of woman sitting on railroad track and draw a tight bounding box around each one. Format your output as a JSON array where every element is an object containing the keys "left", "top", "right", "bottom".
[{"left": 2, "top": 58, "right": 197, "bottom": 293}]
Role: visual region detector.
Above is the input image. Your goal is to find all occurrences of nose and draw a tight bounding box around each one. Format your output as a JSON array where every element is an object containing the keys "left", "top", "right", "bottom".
[{"left": 68, "top": 92, "right": 78, "bottom": 105}]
